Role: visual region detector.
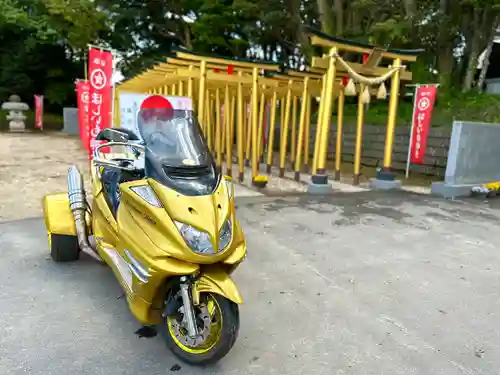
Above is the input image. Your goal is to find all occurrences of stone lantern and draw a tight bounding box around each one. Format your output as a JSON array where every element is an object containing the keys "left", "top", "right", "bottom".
[{"left": 1, "top": 94, "right": 29, "bottom": 132}]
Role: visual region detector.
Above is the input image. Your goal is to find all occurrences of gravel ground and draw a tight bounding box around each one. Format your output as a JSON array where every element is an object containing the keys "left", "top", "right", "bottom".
[
  {"left": 0, "top": 131, "right": 431, "bottom": 223},
  {"left": 0, "top": 132, "right": 90, "bottom": 222}
]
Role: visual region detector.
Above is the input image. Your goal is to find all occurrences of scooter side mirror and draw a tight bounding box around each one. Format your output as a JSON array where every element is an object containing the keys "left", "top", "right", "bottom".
[{"left": 96, "top": 128, "right": 141, "bottom": 143}]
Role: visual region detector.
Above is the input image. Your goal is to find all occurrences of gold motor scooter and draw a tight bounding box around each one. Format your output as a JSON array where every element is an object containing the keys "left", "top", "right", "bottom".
[{"left": 42, "top": 108, "right": 246, "bottom": 365}]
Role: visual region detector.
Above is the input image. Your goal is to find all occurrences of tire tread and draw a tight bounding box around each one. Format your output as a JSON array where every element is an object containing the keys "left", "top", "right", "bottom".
[{"left": 50, "top": 233, "right": 80, "bottom": 262}]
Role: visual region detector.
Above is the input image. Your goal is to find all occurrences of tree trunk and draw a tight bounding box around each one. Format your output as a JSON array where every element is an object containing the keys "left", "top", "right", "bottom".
[
  {"left": 462, "top": 10, "right": 482, "bottom": 92},
  {"left": 477, "top": 24, "right": 497, "bottom": 92},
  {"left": 402, "top": 0, "right": 417, "bottom": 26},
  {"left": 183, "top": 24, "right": 193, "bottom": 50},
  {"left": 437, "top": 0, "right": 455, "bottom": 88},
  {"left": 316, "top": 0, "right": 335, "bottom": 35},
  {"left": 463, "top": 10, "right": 496, "bottom": 92},
  {"left": 438, "top": 48, "right": 455, "bottom": 88},
  {"left": 289, "top": 0, "right": 312, "bottom": 58},
  {"left": 333, "top": 0, "right": 344, "bottom": 35},
  {"left": 462, "top": 38, "right": 481, "bottom": 92}
]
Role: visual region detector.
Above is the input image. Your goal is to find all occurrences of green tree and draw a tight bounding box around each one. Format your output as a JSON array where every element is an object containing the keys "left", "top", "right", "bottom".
[{"left": 0, "top": 0, "right": 109, "bottom": 109}]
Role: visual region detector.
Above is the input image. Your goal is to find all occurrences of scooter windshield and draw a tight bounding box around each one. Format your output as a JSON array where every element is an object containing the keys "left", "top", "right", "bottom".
[
  {"left": 137, "top": 108, "right": 219, "bottom": 196},
  {"left": 138, "top": 109, "right": 211, "bottom": 167}
]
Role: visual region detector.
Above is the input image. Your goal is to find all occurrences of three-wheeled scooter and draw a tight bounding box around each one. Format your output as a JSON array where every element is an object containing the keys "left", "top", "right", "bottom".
[{"left": 42, "top": 105, "right": 246, "bottom": 365}]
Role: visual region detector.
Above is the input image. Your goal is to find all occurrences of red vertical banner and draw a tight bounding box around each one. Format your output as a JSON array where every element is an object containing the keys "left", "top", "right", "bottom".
[
  {"left": 409, "top": 85, "right": 437, "bottom": 164},
  {"left": 34, "top": 95, "right": 44, "bottom": 130},
  {"left": 76, "top": 80, "right": 90, "bottom": 150},
  {"left": 88, "top": 47, "right": 113, "bottom": 158}
]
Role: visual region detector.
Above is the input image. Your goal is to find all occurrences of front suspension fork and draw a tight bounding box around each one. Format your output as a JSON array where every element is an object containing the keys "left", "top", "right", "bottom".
[{"left": 179, "top": 276, "right": 198, "bottom": 338}]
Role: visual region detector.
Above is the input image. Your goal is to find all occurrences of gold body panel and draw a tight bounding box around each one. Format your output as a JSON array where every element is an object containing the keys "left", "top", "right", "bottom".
[
  {"left": 43, "top": 192, "right": 91, "bottom": 236},
  {"left": 43, "top": 163, "right": 246, "bottom": 325}
]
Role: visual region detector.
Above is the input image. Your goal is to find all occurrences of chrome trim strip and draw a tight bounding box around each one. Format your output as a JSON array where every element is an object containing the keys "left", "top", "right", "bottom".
[
  {"left": 102, "top": 247, "right": 133, "bottom": 291},
  {"left": 124, "top": 250, "right": 151, "bottom": 283},
  {"left": 128, "top": 263, "right": 148, "bottom": 284}
]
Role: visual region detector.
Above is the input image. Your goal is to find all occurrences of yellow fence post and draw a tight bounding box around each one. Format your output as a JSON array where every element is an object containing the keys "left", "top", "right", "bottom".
[
  {"left": 197, "top": 60, "right": 207, "bottom": 125},
  {"left": 224, "top": 84, "right": 231, "bottom": 175},
  {"left": 303, "top": 95, "right": 311, "bottom": 170},
  {"left": 290, "top": 95, "right": 298, "bottom": 164},
  {"left": 280, "top": 98, "right": 285, "bottom": 140},
  {"left": 334, "top": 88, "right": 345, "bottom": 181},
  {"left": 245, "top": 98, "right": 252, "bottom": 166},
  {"left": 294, "top": 77, "right": 309, "bottom": 181},
  {"left": 237, "top": 73, "right": 245, "bottom": 182},
  {"left": 227, "top": 95, "right": 236, "bottom": 176},
  {"left": 353, "top": 84, "right": 365, "bottom": 185},
  {"left": 205, "top": 91, "right": 213, "bottom": 150},
  {"left": 188, "top": 65, "right": 194, "bottom": 100},
  {"left": 279, "top": 81, "right": 292, "bottom": 177},
  {"left": 266, "top": 91, "right": 278, "bottom": 174},
  {"left": 312, "top": 47, "right": 337, "bottom": 188},
  {"left": 381, "top": 58, "right": 402, "bottom": 177},
  {"left": 312, "top": 70, "right": 328, "bottom": 174},
  {"left": 257, "top": 91, "right": 266, "bottom": 161},
  {"left": 215, "top": 88, "right": 222, "bottom": 167},
  {"left": 223, "top": 84, "right": 230, "bottom": 159},
  {"left": 251, "top": 67, "right": 259, "bottom": 180}
]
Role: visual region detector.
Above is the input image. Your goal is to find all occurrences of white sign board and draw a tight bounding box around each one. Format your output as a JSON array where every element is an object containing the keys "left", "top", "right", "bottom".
[{"left": 118, "top": 92, "right": 193, "bottom": 140}]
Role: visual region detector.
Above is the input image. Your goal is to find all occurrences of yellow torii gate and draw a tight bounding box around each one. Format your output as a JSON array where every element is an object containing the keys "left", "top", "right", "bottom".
[
  {"left": 305, "top": 27, "right": 423, "bottom": 188},
  {"left": 116, "top": 33, "right": 422, "bottom": 189}
]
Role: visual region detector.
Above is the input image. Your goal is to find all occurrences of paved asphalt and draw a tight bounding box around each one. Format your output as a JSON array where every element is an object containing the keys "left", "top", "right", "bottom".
[{"left": 1, "top": 190, "right": 500, "bottom": 374}]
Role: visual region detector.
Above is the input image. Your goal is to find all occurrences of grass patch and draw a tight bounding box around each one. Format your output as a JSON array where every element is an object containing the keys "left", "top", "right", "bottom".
[{"left": 0, "top": 110, "right": 64, "bottom": 131}]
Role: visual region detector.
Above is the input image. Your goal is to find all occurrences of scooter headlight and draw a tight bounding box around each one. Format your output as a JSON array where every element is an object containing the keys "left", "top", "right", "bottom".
[
  {"left": 174, "top": 221, "right": 215, "bottom": 255},
  {"left": 174, "top": 219, "right": 232, "bottom": 255}
]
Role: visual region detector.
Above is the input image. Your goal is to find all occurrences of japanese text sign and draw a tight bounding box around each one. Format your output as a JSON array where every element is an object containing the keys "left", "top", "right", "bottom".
[
  {"left": 76, "top": 80, "right": 90, "bottom": 150},
  {"left": 34, "top": 95, "right": 44, "bottom": 130},
  {"left": 410, "top": 85, "right": 437, "bottom": 164},
  {"left": 88, "top": 47, "right": 113, "bottom": 158}
]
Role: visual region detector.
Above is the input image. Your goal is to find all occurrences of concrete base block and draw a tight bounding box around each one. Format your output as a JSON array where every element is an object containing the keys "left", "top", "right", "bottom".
[
  {"left": 431, "top": 182, "right": 472, "bottom": 199},
  {"left": 307, "top": 182, "right": 332, "bottom": 195},
  {"left": 8, "top": 120, "right": 26, "bottom": 132},
  {"left": 369, "top": 178, "right": 402, "bottom": 190}
]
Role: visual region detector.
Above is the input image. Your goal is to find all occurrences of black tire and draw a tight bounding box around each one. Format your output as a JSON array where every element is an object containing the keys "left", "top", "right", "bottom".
[
  {"left": 49, "top": 233, "right": 80, "bottom": 262},
  {"left": 162, "top": 294, "right": 240, "bottom": 366}
]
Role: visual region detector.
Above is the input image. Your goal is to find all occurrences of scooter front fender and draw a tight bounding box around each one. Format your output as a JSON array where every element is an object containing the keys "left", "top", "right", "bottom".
[{"left": 194, "top": 267, "right": 243, "bottom": 304}]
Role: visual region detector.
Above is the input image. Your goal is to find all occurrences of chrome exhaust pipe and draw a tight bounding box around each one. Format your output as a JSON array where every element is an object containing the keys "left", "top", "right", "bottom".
[{"left": 67, "top": 166, "right": 102, "bottom": 262}]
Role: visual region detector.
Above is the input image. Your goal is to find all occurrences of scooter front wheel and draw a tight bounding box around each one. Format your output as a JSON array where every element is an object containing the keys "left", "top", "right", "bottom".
[{"left": 162, "top": 293, "right": 240, "bottom": 366}]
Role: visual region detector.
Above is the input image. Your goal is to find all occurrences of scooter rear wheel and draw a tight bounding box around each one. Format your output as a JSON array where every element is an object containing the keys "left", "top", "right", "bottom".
[
  {"left": 162, "top": 293, "right": 239, "bottom": 366},
  {"left": 48, "top": 233, "right": 80, "bottom": 262}
]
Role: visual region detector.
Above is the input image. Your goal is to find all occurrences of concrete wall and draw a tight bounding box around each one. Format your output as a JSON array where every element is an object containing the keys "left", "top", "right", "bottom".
[
  {"left": 62, "top": 107, "right": 79, "bottom": 136},
  {"left": 486, "top": 78, "right": 500, "bottom": 95},
  {"left": 444, "top": 121, "right": 500, "bottom": 185}
]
